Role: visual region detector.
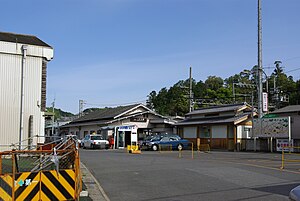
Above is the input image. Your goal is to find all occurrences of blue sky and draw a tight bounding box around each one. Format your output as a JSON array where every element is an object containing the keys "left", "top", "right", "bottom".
[{"left": 1, "top": 0, "right": 300, "bottom": 114}]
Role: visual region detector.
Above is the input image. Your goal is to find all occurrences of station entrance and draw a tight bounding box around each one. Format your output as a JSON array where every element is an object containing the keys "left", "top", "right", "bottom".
[{"left": 116, "top": 125, "right": 138, "bottom": 149}]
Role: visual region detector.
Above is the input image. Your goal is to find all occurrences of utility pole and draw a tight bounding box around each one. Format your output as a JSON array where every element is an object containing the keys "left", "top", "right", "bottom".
[
  {"left": 257, "top": 0, "right": 263, "bottom": 118},
  {"left": 274, "top": 61, "right": 282, "bottom": 109},
  {"left": 189, "top": 67, "right": 193, "bottom": 112}
]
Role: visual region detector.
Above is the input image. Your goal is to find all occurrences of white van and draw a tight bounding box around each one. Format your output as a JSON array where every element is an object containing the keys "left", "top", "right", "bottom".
[{"left": 82, "top": 134, "right": 109, "bottom": 149}]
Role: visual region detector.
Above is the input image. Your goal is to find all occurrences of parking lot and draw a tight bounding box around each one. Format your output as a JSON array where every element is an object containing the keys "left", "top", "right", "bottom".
[{"left": 80, "top": 149, "right": 300, "bottom": 201}]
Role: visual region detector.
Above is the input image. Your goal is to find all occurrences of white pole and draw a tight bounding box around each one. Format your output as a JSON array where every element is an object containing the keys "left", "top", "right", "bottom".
[
  {"left": 288, "top": 116, "right": 291, "bottom": 152},
  {"left": 19, "top": 45, "right": 28, "bottom": 150}
]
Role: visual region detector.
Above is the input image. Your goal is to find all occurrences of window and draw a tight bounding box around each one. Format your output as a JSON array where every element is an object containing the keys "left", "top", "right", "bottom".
[
  {"left": 161, "top": 137, "right": 169, "bottom": 141},
  {"left": 84, "top": 131, "right": 88, "bottom": 137},
  {"left": 91, "top": 135, "right": 104, "bottom": 140}
]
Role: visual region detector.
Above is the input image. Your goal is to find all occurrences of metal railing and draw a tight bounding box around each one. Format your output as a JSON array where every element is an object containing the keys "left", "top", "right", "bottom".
[
  {"left": 281, "top": 146, "right": 300, "bottom": 170},
  {"left": 0, "top": 136, "right": 82, "bottom": 200}
]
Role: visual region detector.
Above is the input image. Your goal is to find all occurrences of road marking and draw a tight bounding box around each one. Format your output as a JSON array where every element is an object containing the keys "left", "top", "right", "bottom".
[{"left": 220, "top": 160, "right": 300, "bottom": 175}]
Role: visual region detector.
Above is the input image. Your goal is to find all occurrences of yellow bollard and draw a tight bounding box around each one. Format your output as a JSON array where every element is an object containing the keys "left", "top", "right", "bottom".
[
  {"left": 281, "top": 148, "right": 284, "bottom": 169},
  {"left": 192, "top": 143, "right": 194, "bottom": 159}
]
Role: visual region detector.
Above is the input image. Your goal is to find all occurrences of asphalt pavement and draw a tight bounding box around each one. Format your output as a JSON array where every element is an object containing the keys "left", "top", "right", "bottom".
[
  {"left": 80, "top": 162, "right": 110, "bottom": 201},
  {"left": 80, "top": 149, "right": 300, "bottom": 201}
]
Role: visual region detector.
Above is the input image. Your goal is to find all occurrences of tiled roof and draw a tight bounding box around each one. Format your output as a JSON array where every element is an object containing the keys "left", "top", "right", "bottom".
[
  {"left": 71, "top": 104, "right": 141, "bottom": 123},
  {"left": 176, "top": 113, "right": 250, "bottom": 126},
  {"left": 0, "top": 32, "right": 52, "bottom": 47},
  {"left": 186, "top": 103, "right": 250, "bottom": 116},
  {"left": 271, "top": 105, "right": 300, "bottom": 114}
]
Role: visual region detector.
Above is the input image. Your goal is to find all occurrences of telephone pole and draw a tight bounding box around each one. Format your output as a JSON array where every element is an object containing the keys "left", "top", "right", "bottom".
[{"left": 257, "top": 0, "right": 263, "bottom": 118}]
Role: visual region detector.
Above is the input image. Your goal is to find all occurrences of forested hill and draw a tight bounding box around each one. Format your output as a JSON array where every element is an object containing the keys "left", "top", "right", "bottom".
[
  {"left": 46, "top": 107, "right": 75, "bottom": 120},
  {"left": 146, "top": 66, "right": 300, "bottom": 116}
]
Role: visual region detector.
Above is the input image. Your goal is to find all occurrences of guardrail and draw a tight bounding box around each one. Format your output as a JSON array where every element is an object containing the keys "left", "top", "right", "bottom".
[
  {"left": 156, "top": 143, "right": 211, "bottom": 159},
  {"left": 281, "top": 146, "right": 300, "bottom": 170},
  {"left": 178, "top": 143, "right": 194, "bottom": 159}
]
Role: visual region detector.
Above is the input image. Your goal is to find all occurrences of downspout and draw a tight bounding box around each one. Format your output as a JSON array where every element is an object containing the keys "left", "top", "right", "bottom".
[{"left": 19, "top": 45, "right": 28, "bottom": 150}]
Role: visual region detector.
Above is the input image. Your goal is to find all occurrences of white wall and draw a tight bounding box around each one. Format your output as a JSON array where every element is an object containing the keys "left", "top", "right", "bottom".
[
  {"left": 183, "top": 127, "right": 197, "bottom": 138},
  {"left": 237, "top": 125, "right": 252, "bottom": 139},
  {"left": 211, "top": 125, "right": 227, "bottom": 138},
  {"left": 0, "top": 52, "right": 43, "bottom": 149}
]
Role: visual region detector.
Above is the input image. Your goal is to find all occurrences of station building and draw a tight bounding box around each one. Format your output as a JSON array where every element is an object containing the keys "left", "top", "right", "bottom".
[
  {"left": 176, "top": 103, "right": 254, "bottom": 151},
  {"left": 62, "top": 104, "right": 178, "bottom": 148}
]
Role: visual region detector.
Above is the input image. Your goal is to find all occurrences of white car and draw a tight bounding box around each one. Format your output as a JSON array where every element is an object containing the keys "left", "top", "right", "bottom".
[{"left": 82, "top": 134, "right": 109, "bottom": 149}]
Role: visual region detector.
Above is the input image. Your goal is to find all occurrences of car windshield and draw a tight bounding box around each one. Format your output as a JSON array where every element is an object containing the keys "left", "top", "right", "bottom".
[{"left": 91, "top": 135, "right": 104, "bottom": 140}]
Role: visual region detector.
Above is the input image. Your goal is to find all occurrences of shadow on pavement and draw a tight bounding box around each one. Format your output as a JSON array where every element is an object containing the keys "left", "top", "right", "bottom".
[{"left": 252, "top": 183, "right": 299, "bottom": 196}]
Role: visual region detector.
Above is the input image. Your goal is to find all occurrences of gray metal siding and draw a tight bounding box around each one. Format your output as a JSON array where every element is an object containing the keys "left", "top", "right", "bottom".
[
  {"left": 0, "top": 53, "right": 43, "bottom": 150},
  {"left": 0, "top": 53, "right": 22, "bottom": 148}
]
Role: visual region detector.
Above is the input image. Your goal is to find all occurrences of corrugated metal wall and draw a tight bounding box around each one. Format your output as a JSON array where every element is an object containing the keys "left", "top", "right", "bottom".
[
  {"left": 0, "top": 45, "right": 45, "bottom": 151},
  {"left": 0, "top": 53, "right": 22, "bottom": 148}
]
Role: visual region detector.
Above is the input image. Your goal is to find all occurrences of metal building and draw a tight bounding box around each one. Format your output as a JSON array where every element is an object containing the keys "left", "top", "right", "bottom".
[{"left": 0, "top": 32, "right": 53, "bottom": 151}]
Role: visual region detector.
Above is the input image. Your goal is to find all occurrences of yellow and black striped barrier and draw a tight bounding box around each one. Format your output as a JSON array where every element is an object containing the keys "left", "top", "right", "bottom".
[
  {"left": 0, "top": 174, "right": 13, "bottom": 200},
  {"left": 0, "top": 137, "right": 82, "bottom": 201},
  {"left": 0, "top": 170, "right": 78, "bottom": 201}
]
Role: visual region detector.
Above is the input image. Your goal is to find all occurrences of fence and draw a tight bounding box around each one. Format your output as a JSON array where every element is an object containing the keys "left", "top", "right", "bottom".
[{"left": 0, "top": 136, "right": 82, "bottom": 200}]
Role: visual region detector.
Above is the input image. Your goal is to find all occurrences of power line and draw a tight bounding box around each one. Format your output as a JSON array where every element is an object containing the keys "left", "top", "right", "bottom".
[
  {"left": 83, "top": 100, "right": 147, "bottom": 108},
  {"left": 285, "top": 67, "right": 300, "bottom": 73},
  {"left": 282, "top": 56, "right": 300, "bottom": 62}
]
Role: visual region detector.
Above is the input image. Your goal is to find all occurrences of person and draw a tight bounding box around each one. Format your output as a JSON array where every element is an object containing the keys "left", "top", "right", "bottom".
[{"left": 109, "top": 136, "right": 114, "bottom": 149}]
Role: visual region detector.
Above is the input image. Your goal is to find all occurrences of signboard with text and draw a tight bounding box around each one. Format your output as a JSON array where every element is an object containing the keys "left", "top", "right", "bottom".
[
  {"left": 253, "top": 117, "right": 290, "bottom": 138},
  {"left": 276, "top": 139, "right": 293, "bottom": 152},
  {"left": 262, "top": 92, "right": 268, "bottom": 112}
]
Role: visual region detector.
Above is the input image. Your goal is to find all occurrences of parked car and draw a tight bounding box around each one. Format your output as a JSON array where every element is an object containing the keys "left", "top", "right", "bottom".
[
  {"left": 78, "top": 138, "right": 83, "bottom": 147},
  {"left": 82, "top": 134, "right": 109, "bottom": 149},
  {"left": 290, "top": 185, "right": 300, "bottom": 201},
  {"left": 140, "top": 134, "right": 190, "bottom": 151}
]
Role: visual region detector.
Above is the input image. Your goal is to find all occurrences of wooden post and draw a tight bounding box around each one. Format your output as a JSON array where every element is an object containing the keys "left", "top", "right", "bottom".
[
  {"left": 234, "top": 126, "right": 237, "bottom": 151},
  {"left": 197, "top": 138, "right": 200, "bottom": 152}
]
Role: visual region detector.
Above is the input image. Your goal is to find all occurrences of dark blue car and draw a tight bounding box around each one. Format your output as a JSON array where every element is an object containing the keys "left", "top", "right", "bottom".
[{"left": 141, "top": 134, "right": 190, "bottom": 151}]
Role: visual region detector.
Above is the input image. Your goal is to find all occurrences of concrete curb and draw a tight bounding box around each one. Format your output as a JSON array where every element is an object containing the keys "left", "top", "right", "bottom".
[{"left": 80, "top": 162, "right": 110, "bottom": 201}]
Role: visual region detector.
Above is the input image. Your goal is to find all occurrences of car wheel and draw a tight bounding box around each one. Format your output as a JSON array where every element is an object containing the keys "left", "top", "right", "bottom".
[
  {"left": 152, "top": 144, "right": 158, "bottom": 151},
  {"left": 90, "top": 144, "right": 94, "bottom": 149},
  {"left": 177, "top": 144, "right": 183, "bottom": 151}
]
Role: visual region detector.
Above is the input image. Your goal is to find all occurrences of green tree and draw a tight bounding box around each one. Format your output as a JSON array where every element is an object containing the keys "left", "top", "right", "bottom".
[
  {"left": 205, "top": 76, "right": 224, "bottom": 91},
  {"left": 146, "top": 91, "right": 157, "bottom": 110}
]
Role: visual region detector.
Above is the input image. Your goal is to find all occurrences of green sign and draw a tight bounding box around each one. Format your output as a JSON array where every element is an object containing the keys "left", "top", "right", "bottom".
[{"left": 263, "top": 114, "right": 278, "bottom": 118}]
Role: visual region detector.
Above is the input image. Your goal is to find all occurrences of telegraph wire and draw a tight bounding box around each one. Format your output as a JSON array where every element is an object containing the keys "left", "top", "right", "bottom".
[
  {"left": 83, "top": 100, "right": 147, "bottom": 108},
  {"left": 285, "top": 67, "right": 300, "bottom": 73}
]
